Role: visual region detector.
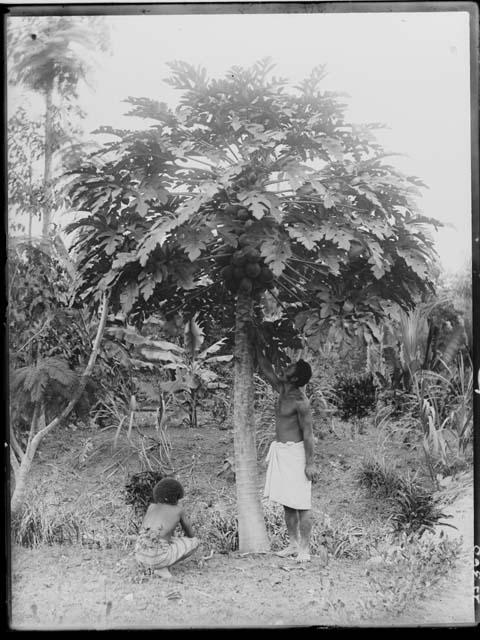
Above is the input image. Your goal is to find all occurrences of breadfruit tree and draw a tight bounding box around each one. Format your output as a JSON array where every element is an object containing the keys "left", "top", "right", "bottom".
[{"left": 62, "top": 60, "right": 439, "bottom": 552}]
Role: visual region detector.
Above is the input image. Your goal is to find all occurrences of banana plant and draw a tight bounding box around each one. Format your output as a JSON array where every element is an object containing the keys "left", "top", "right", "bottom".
[{"left": 108, "top": 314, "right": 232, "bottom": 428}]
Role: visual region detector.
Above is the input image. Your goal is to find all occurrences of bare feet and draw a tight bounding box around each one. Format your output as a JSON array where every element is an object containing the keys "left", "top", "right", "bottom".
[
  {"left": 153, "top": 567, "right": 172, "bottom": 579},
  {"left": 295, "top": 550, "right": 311, "bottom": 563},
  {"left": 274, "top": 545, "right": 298, "bottom": 558}
]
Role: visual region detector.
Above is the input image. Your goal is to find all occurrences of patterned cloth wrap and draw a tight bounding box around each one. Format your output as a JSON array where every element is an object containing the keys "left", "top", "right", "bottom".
[
  {"left": 134, "top": 528, "right": 199, "bottom": 569},
  {"left": 264, "top": 440, "right": 312, "bottom": 510}
]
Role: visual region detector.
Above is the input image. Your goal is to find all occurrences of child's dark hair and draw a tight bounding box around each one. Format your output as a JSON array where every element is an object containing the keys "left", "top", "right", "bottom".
[
  {"left": 153, "top": 478, "right": 184, "bottom": 505},
  {"left": 294, "top": 359, "right": 312, "bottom": 387}
]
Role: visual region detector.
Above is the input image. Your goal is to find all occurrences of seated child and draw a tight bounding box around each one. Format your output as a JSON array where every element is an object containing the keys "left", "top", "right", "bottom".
[{"left": 134, "top": 477, "right": 199, "bottom": 577}]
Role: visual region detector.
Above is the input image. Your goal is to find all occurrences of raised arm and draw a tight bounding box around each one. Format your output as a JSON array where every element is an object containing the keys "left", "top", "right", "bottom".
[
  {"left": 297, "top": 399, "right": 317, "bottom": 481},
  {"left": 255, "top": 348, "right": 282, "bottom": 392}
]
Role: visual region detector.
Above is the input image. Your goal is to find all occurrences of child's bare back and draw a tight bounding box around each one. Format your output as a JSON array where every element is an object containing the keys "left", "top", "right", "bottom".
[
  {"left": 134, "top": 478, "right": 199, "bottom": 574},
  {"left": 141, "top": 502, "right": 184, "bottom": 541}
]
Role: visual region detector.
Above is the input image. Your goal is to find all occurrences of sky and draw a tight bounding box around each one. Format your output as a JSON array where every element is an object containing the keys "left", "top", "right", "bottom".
[{"left": 8, "top": 6, "right": 474, "bottom": 274}]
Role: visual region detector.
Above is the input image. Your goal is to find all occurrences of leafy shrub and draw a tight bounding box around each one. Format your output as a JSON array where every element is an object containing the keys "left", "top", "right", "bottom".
[
  {"left": 389, "top": 475, "right": 454, "bottom": 536},
  {"left": 376, "top": 387, "right": 415, "bottom": 419},
  {"left": 315, "top": 516, "right": 369, "bottom": 560},
  {"left": 124, "top": 471, "right": 165, "bottom": 520},
  {"left": 191, "top": 506, "right": 239, "bottom": 553},
  {"left": 203, "top": 511, "right": 239, "bottom": 553},
  {"left": 8, "top": 242, "right": 89, "bottom": 370},
  {"left": 365, "top": 531, "right": 461, "bottom": 616},
  {"left": 357, "top": 459, "right": 455, "bottom": 537},
  {"left": 332, "top": 372, "right": 377, "bottom": 420},
  {"left": 356, "top": 456, "right": 405, "bottom": 498},
  {"left": 263, "top": 500, "right": 289, "bottom": 550}
]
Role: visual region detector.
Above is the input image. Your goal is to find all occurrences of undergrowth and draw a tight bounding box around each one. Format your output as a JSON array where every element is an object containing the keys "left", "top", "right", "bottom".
[
  {"left": 356, "top": 456, "right": 454, "bottom": 536},
  {"left": 188, "top": 500, "right": 388, "bottom": 560},
  {"left": 356, "top": 456, "right": 405, "bottom": 497},
  {"left": 331, "top": 372, "right": 377, "bottom": 421},
  {"left": 361, "top": 531, "right": 462, "bottom": 617}
]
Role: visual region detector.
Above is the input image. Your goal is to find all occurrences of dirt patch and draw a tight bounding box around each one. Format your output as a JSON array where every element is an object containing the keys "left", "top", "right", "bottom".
[{"left": 11, "top": 546, "right": 371, "bottom": 628}]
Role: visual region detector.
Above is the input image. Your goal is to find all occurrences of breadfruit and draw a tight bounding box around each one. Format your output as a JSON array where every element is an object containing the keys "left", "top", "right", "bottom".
[
  {"left": 239, "top": 277, "right": 253, "bottom": 294},
  {"left": 233, "top": 266, "right": 245, "bottom": 280},
  {"left": 238, "top": 233, "right": 250, "bottom": 248},
  {"left": 243, "top": 247, "right": 260, "bottom": 262},
  {"left": 245, "top": 262, "right": 261, "bottom": 278},
  {"left": 252, "top": 278, "right": 265, "bottom": 291},
  {"left": 259, "top": 266, "right": 274, "bottom": 283},
  {"left": 232, "top": 250, "right": 247, "bottom": 267},
  {"left": 237, "top": 207, "right": 250, "bottom": 221}
]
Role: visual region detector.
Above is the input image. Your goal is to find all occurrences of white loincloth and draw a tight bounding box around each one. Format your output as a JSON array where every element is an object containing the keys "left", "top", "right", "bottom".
[{"left": 263, "top": 440, "right": 311, "bottom": 510}]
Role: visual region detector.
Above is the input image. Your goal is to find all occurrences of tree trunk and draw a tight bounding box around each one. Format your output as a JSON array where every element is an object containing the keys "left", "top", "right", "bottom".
[
  {"left": 233, "top": 292, "right": 269, "bottom": 553},
  {"left": 190, "top": 390, "right": 198, "bottom": 429},
  {"left": 28, "top": 210, "right": 33, "bottom": 243},
  {"left": 42, "top": 84, "right": 53, "bottom": 240},
  {"left": 10, "top": 450, "right": 34, "bottom": 519}
]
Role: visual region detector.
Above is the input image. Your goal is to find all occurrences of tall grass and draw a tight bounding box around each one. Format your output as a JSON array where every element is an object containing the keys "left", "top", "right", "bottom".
[
  {"left": 12, "top": 502, "right": 85, "bottom": 547},
  {"left": 376, "top": 353, "right": 473, "bottom": 480},
  {"left": 411, "top": 355, "right": 473, "bottom": 480}
]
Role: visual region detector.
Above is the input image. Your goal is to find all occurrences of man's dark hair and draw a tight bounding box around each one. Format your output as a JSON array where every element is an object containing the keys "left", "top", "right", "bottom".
[
  {"left": 153, "top": 478, "right": 184, "bottom": 505},
  {"left": 293, "top": 359, "right": 312, "bottom": 387}
]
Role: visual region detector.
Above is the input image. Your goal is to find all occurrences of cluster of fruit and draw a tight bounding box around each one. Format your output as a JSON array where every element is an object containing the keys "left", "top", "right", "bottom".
[
  {"left": 218, "top": 203, "right": 274, "bottom": 296},
  {"left": 231, "top": 170, "right": 258, "bottom": 192}
]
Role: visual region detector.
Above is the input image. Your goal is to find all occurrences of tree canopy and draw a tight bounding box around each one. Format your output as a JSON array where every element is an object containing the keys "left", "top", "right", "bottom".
[{"left": 63, "top": 59, "right": 440, "bottom": 358}]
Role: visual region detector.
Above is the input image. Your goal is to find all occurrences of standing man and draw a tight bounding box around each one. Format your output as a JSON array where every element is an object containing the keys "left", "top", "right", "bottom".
[{"left": 256, "top": 348, "right": 317, "bottom": 562}]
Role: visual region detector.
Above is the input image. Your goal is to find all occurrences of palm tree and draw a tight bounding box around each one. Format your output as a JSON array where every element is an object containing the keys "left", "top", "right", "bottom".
[{"left": 7, "top": 15, "right": 110, "bottom": 240}]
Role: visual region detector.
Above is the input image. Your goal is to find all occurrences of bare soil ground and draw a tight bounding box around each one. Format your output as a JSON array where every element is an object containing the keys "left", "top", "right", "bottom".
[{"left": 8, "top": 415, "right": 476, "bottom": 629}]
